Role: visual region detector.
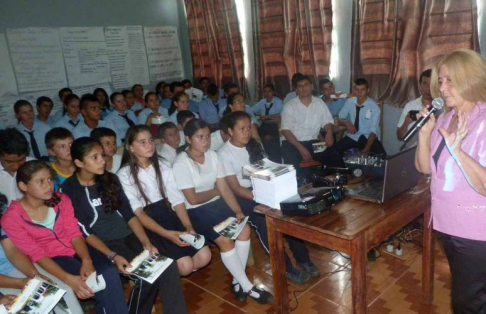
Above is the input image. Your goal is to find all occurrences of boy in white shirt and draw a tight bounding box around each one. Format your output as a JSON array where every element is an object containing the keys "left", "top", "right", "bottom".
[{"left": 156, "top": 122, "right": 180, "bottom": 164}]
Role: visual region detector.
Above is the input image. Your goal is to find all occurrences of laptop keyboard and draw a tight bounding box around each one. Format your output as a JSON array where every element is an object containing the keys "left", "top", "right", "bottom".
[{"left": 358, "top": 187, "right": 382, "bottom": 199}]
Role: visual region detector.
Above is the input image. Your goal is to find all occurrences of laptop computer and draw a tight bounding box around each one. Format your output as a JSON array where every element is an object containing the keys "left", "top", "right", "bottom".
[{"left": 345, "top": 147, "right": 420, "bottom": 204}]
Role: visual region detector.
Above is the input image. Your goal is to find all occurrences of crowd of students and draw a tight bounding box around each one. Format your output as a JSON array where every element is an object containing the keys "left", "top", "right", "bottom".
[{"left": 0, "top": 72, "right": 416, "bottom": 313}]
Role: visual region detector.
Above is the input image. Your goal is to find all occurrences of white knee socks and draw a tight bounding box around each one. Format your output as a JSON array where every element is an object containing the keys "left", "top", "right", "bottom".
[{"left": 221, "top": 248, "right": 253, "bottom": 292}]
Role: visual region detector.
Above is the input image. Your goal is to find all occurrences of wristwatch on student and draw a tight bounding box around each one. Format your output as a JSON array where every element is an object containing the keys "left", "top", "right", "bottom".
[{"left": 107, "top": 251, "right": 118, "bottom": 261}]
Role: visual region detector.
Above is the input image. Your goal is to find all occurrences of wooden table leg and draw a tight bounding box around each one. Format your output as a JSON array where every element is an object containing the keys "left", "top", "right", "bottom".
[
  {"left": 422, "top": 207, "right": 434, "bottom": 304},
  {"left": 351, "top": 234, "right": 367, "bottom": 313},
  {"left": 266, "top": 216, "right": 289, "bottom": 313}
]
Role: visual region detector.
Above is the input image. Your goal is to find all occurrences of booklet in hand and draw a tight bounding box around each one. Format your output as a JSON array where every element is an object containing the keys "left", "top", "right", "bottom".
[
  {"left": 213, "top": 216, "right": 249, "bottom": 240},
  {"left": 179, "top": 233, "right": 205, "bottom": 249},
  {"left": 86, "top": 272, "right": 106, "bottom": 293},
  {"left": 8, "top": 276, "right": 68, "bottom": 314},
  {"left": 126, "top": 250, "right": 173, "bottom": 284}
]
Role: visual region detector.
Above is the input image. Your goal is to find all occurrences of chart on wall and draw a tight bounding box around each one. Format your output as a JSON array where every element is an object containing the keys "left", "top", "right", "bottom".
[
  {"left": 105, "top": 26, "right": 150, "bottom": 89},
  {"left": 0, "top": 34, "right": 18, "bottom": 97},
  {"left": 6, "top": 28, "right": 67, "bottom": 93},
  {"left": 60, "top": 27, "right": 112, "bottom": 87},
  {"left": 144, "top": 26, "right": 184, "bottom": 81}
]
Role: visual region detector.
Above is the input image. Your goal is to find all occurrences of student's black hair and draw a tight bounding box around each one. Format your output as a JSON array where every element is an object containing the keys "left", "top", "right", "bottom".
[
  {"left": 71, "top": 137, "right": 121, "bottom": 213},
  {"left": 207, "top": 84, "right": 219, "bottom": 97},
  {"left": 176, "top": 110, "right": 196, "bottom": 125},
  {"left": 0, "top": 128, "right": 29, "bottom": 156},
  {"left": 181, "top": 79, "right": 192, "bottom": 87},
  {"left": 144, "top": 92, "right": 158, "bottom": 104},
  {"left": 168, "top": 91, "right": 189, "bottom": 115},
  {"left": 131, "top": 84, "right": 143, "bottom": 93},
  {"left": 36, "top": 96, "right": 54, "bottom": 108},
  {"left": 225, "top": 111, "right": 265, "bottom": 163},
  {"left": 121, "top": 90, "right": 133, "bottom": 97},
  {"left": 263, "top": 84, "right": 275, "bottom": 91},
  {"left": 62, "top": 94, "right": 80, "bottom": 116},
  {"left": 109, "top": 92, "right": 123, "bottom": 104},
  {"left": 90, "top": 127, "right": 117, "bottom": 142},
  {"left": 420, "top": 69, "right": 432, "bottom": 84},
  {"left": 155, "top": 81, "right": 167, "bottom": 95},
  {"left": 199, "top": 77, "right": 210, "bottom": 85},
  {"left": 58, "top": 87, "right": 72, "bottom": 100},
  {"left": 16, "top": 160, "right": 60, "bottom": 206},
  {"left": 291, "top": 73, "right": 304, "bottom": 87},
  {"left": 93, "top": 88, "right": 111, "bottom": 110},
  {"left": 223, "top": 82, "right": 238, "bottom": 95},
  {"left": 45, "top": 127, "right": 73, "bottom": 150},
  {"left": 157, "top": 122, "right": 178, "bottom": 139},
  {"left": 295, "top": 75, "right": 312, "bottom": 86},
  {"left": 80, "top": 94, "right": 99, "bottom": 111},
  {"left": 318, "top": 77, "right": 332, "bottom": 88},
  {"left": 120, "top": 125, "right": 168, "bottom": 210},
  {"left": 354, "top": 78, "right": 369, "bottom": 89},
  {"left": 183, "top": 118, "right": 208, "bottom": 138},
  {"left": 222, "top": 92, "right": 244, "bottom": 116},
  {"left": 170, "top": 81, "right": 184, "bottom": 94},
  {"left": 13, "top": 100, "right": 32, "bottom": 114}
]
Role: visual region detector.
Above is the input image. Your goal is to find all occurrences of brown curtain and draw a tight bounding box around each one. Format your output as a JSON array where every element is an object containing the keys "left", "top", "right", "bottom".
[
  {"left": 184, "top": 0, "right": 248, "bottom": 95},
  {"left": 252, "top": 0, "right": 333, "bottom": 99},
  {"left": 351, "top": 0, "right": 480, "bottom": 108}
]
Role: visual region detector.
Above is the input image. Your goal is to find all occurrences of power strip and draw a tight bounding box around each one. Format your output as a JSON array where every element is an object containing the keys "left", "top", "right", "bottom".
[{"left": 382, "top": 246, "right": 408, "bottom": 260}]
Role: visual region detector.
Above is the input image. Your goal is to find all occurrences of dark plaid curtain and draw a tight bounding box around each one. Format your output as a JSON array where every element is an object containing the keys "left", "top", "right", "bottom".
[
  {"left": 351, "top": 0, "right": 480, "bottom": 107},
  {"left": 184, "top": 0, "right": 249, "bottom": 95},
  {"left": 252, "top": 0, "right": 333, "bottom": 99}
]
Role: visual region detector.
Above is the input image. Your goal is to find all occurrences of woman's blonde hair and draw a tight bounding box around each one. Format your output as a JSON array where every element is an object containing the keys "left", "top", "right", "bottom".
[{"left": 430, "top": 49, "right": 486, "bottom": 104}]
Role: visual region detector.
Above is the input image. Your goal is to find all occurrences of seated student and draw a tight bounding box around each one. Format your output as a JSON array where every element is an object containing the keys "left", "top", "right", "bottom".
[
  {"left": 198, "top": 84, "right": 222, "bottom": 131},
  {"left": 73, "top": 94, "right": 118, "bottom": 144},
  {"left": 45, "top": 128, "right": 75, "bottom": 188},
  {"left": 52, "top": 87, "right": 73, "bottom": 123},
  {"left": 163, "top": 82, "right": 199, "bottom": 113},
  {"left": 138, "top": 92, "right": 169, "bottom": 127},
  {"left": 131, "top": 84, "right": 146, "bottom": 111},
  {"left": 93, "top": 88, "right": 112, "bottom": 120},
  {"left": 251, "top": 84, "right": 284, "bottom": 120},
  {"left": 209, "top": 116, "right": 231, "bottom": 152},
  {"left": 0, "top": 193, "right": 83, "bottom": 313},
  {"left": 283, "top": 73, "right": 303, "bottom": 104},
  {"left": 2, "top": 160, "right": 129, "bottom": 313},
  {"left": 172, "top": 119, "right": 273, "bottom": 304},
  {"left": 62, "top": 138, "right": 187, "bottom": 314},
  {"left": 334, "top": 78, "right": 386, "bottom": 156},
  {"left": 14, "top": 100, "right": 51, "bottom": 161},
  {"left": 176, "top": 110, "right": 196, "bottom": 147},
  {"left": 122, "top": 90, "right": 140, "bottom": 115},
  {"left": 90, "top": 128, "right": 122, "bottom": 174},
  {"left": 156, "top": 122, "right": 180, "bottom": 164},
  {"left": 218, "top": 83, "right": 240, "bottom": 113},
  {"left": 319, "top": 78, "right": 348, "bottom": 116},
  {"left": 219, "top": 111, "right": 320, "bottom": 284},
  {"left": 35, "top": 96, "right": 56, "bottom": 127},
  {"left": 167, "top": 92, "right": 199, "bottom": 124},
  {"left": 118, "top": 125, "right": 211, "bottom": 276},
  {"left": 105, "top": 92, "right": 138, "bottom": 144},
  {"left": 155, "top": 81, "right": 167, "bottom": 102},
  {"left": 198, "top": 77, "right": 211, "bottom": 100},
  {"left": 54, "top": 94, "right": 84, "bottom": 131},
  {"left": 222, "top": 93, "right": 261, "bottom": 142},
  {"left": 0, "top": 129, "right": 34, "bottom": 206},
  {"left": 396, "top": 69, "right": 435, "bottom": 148},
  {"left": 280, "top": 75, "right": 345, "bottom": 173}
]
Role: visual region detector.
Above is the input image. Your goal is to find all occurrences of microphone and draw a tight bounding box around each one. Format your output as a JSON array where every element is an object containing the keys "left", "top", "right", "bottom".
[{"left": 402, "top": 98, "right": 444, "bottom": 142}]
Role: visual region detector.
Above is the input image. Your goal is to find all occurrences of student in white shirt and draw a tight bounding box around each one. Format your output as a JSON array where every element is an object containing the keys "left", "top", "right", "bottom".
[
  {"left": 156, "top": 122, "right": 180, "bottom": 164},
  {"left": 104, "top": 92, "right": 138, "bottom": 144},
  {"left": 167, "top": 92, "right": 199, "bottom": 124},
  {"left": 117, "top": 125, "right": 211, "bottom": 276},
  {"left": 14, "top": 100, "right": 51, "bottom": 161},
  {"left": 90, "top": 128, "right": 122, "bottom": 174},
  {"left": 176, "top": 110, "right": 196, "bottom": 147},
  {"left": 137, "top": 92, "right": 169, "bottom": 127},
  {"left": 209, "top": 116, "right": 231, "bottom": 152},
  {"left": 53, "top": 94, "right": 84, "bottom": 132},
  {"left": 219, "top": 111, "right": 320, "bottom": 284},
  {"left": 221, "top": 93, "right": 261, "bottom": 142},
  {"left": 172, "top": 119, "right": 273, "bottom": 304}
]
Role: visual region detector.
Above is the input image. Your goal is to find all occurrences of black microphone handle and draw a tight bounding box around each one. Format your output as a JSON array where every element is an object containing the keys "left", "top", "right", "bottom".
[{"left": 402, "top": 108, "right": 437, "bottom": 142}]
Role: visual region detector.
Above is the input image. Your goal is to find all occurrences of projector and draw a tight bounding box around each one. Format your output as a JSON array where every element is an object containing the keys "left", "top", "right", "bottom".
[{"left": 280, "top": 186, "right": 344, "bottom": 217}]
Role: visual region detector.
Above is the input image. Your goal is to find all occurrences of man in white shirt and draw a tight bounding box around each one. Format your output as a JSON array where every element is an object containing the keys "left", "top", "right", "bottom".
[
  {"left": 281, "top": 76, "right": 345, "bottom": 173},
  {"left": 396, "top": 69, "right": 436, "bottom": 148}
]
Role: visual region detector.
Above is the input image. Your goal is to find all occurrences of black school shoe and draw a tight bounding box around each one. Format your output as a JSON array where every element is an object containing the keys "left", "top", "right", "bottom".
[
  {"left": 230, "top": 283, "right": 247, "bottom": 302},
  {"left": 247, "top": 286, "right": 274, "bottom": 304}
]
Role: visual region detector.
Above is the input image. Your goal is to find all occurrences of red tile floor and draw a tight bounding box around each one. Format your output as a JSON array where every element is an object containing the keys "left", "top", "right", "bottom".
[{"left": 113, "top": 226, "right": 452, "bottom": 313}]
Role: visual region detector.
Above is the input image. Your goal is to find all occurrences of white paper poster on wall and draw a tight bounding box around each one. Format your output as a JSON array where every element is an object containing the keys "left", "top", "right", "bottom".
[
  {"left": 144, "top": 26, "right": 184, "bottom": 81},
  {"left": 7, "top": 28, "right": 67, "bottom": 93},
  {"left": 105, "top": 26, "right": 150, "bottom": 89},
  {"left": 0, "top": 34, "right": 18, "bottom": 97},
  {"left": 60, "top": 27, "right": 111, "bottom": 87}
]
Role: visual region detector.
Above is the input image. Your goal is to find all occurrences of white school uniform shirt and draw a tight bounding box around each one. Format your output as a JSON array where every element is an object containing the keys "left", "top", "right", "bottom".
[
  {"left": 172, "top": 150, "right": 226, "bottom": 209},
  {"left": 210, "top": 130, "right": 225, "bottom": 152},
  {"left": 137, "top": 107, "right": 169, "bottom": 126},
  {"left": 156, "top": 143, "right": 177, "bottom": 164},
  {"left": 218, "top": 141, "right": 252, "bottom": 188},
  {"left": 53, "top": 114, "right": 84, "bottom": 132},
  {"left": 117, "top": 159, "right": 185, "bottom": 212},
  {"left": 281, "top": 96, "right": 334, "bottom": 141},
  {"left": 179, "top": 130, "right": 186, "bottom": 145},
  {"left": 72, "top": 120, "right": 121, "bottom": 146},
  {"left": 0, "top": 157, "right": 35, "bottom": 206},
  {"left": 15, "top": 121, "right": 51, "bottom": 159},
  {"left": 107, "top": 154, "right": 122, "bottom": 174}
]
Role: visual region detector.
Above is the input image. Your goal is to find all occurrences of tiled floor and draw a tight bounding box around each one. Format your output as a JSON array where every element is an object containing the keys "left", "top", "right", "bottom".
[{"left": 127, "top": 221, "right": 453, "bottom": 314}]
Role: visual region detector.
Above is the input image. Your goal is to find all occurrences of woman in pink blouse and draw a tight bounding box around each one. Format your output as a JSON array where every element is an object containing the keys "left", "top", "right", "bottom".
[{"left": 415, "top": 49, "right": 486, "bottom": 313}]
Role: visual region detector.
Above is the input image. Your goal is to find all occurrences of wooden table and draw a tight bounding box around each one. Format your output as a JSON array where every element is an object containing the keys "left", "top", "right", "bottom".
[{"left": 255, "top": 179, "right": 434, "bottom": 313}]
